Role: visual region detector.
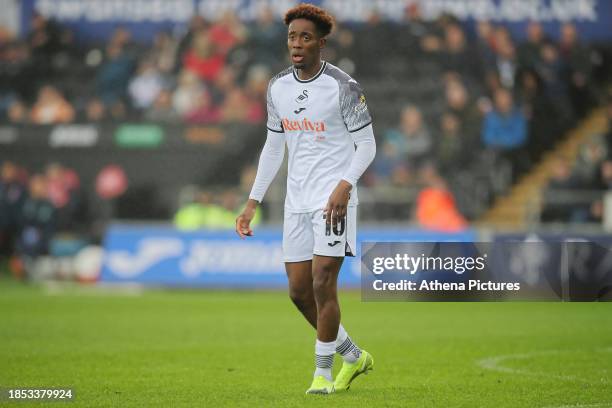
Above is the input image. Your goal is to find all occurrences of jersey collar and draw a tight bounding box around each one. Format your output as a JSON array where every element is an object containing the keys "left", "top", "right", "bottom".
[{"left": 292, "top": 61, "right": 327, "bottom": 83}]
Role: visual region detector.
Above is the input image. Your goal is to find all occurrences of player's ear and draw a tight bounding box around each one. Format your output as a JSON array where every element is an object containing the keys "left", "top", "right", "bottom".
[{"left": 319, "top": 36, "right": 327, "bottom": 49}]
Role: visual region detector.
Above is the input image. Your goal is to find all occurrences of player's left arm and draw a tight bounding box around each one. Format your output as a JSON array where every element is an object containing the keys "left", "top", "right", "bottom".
[{"left": 325, "top": 80, "right": 376, "bottom": 227}]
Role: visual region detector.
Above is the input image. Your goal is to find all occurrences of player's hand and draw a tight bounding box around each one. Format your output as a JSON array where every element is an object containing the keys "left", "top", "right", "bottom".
[
  {"left": 236, "top": 199, "right": 258, "bottom": 238},
  {"left": 325, "top": 180, "right": 352, "bottom": 228}
]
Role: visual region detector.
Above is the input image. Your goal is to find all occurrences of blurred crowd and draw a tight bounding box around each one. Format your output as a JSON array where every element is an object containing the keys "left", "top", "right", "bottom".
[
  {"left": 0, "top": 10, "right": 287, "bottom": 125},
  {"left": 0, "top": 161, "right": 86, "bottom": 260},
  {"left": 174, "top": 164, "right": 261, "bottom": 230},
  {"left": 350, "top": 7, "right": 602, "bottom": 224},
  {"left": 541, "top": 97, "right": 612, "bottom": 224},
  {"left": 0, "top": 158, "right": 260, "bottom": 260},
  {"left": 0, "top": 5, "right": 610, "bottom": 233}
]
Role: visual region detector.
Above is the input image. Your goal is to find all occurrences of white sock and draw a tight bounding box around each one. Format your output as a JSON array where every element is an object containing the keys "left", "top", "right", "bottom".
[
  {"left": 335, "top": 323, "right": 362, "bottom": 364},
  {"left": 335, "top": 324, "right": 348, "bottom": 345},
  {"left": 314, "top": 339, "right": 335, "bottom": 381}
]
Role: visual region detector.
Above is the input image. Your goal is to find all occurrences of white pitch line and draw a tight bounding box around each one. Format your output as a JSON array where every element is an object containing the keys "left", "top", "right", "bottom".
[
  {"left": 476, "top": 348, "right": 611, "bottom": 384},
  {"left": 477, "top": 348, "right": 611, "bottom": 408},
  {"left": 477, "top": 350, "right": 579, "bottom": 382}
]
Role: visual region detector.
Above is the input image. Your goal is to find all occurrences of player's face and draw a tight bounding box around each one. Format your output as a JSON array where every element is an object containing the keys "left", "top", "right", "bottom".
[{"left": 287, "top": 18, "right": 324, "bottom": 70}]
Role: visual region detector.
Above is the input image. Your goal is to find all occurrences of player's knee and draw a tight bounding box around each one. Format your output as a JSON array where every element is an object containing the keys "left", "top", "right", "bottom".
[
  {"left": 312, "top": 271, "right": 335, "bottom": 294},
  {"left": 289, "top": 287, "right": 312, "bottom": 310}
]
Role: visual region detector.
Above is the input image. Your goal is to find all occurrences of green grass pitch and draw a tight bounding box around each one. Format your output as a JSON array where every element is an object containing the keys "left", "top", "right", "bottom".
[{"left": 1, "top": 278, "right": 611, "bottom": 407}]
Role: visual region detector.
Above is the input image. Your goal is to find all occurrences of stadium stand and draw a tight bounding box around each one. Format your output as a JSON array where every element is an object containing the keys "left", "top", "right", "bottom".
[{"left": 1, "top": 5, "right": 611, "bottom": 263}]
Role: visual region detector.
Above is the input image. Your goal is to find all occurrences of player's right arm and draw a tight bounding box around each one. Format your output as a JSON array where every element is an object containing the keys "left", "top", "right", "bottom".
[
  {"left": 235, "top": 129, "right": 285, "bottom": 238},
  {"left": 236, "top": 79, "right": 285, "bottom": 239}
]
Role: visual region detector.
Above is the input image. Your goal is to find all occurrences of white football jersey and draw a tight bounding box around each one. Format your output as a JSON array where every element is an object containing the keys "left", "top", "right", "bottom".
[{"left": 266, "top": 61, "right": 372, "bottom": 213}]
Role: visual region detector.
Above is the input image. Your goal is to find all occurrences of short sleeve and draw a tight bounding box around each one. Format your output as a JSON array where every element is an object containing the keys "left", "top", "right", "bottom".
[
  {"left": 340, "top": 80, "right": 372, "bottom": 133},
  {"left": 266, "top": 80, "right": 283, "bottom": 133}
]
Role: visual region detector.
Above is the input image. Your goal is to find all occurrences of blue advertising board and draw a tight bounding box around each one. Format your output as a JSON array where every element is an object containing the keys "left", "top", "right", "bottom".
[
  {"left": 100, "top": 225, "right": 476, "bottom": 287},
  {"left": 21, "top": 0, "right": 612, "bottom": 43}
]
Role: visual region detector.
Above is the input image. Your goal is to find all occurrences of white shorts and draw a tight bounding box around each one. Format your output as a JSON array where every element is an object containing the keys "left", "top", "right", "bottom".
[{"left": 282, "top": 206, "right": 357, "bottom": 262}]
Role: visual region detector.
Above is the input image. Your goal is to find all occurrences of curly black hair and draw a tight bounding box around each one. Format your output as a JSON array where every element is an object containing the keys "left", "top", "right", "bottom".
[{"left": 284, "top": 3, "right": 334, "bottom": 37}]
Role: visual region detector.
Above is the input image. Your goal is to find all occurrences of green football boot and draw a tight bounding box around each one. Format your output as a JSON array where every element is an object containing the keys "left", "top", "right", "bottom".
[
  {"left": 334, "top": 350, "right": 374, "bottom": 391},
  {"left": 305, "top": 375, "right": 335, "bottom": 395}
]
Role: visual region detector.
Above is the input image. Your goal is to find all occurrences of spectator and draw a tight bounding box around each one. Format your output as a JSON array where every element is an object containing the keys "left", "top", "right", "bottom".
[
  {"left": 183, "top": 31, "right": 226, "bottom": 83},
  {"left": 184, "top": 90, "right": 219, "bottom": 124},
  {"left": 516, "top": 68, "right": 543, "bottom": 117},
  {"left": 355, "top": 11, "right": 394, "bottom": 74},
  {"left": 559, "top": 23, "right": 594, "bottom": 118},
  {"left": 415, "top": 164, "right": 467, "bottom": 232},
  {"left": 7, "top": 98, "right": 28, "bottom": 123},
  {"left": 146, "top": 89, "right": 179, "bottom": 122},
  {"left": 540, "top": 157, "right": 582, "bottom": 222},
  {"left": 444, "top": 78, "right": 482, "bottom": 145},
  {"left": 418, "top": 16, "right": 444, "bottom": 54},
  {"left": 440, "top": 23, "right": 481, "bottom": 81},
  {"left": 482, "top": 88, "right": 528, "bottom": 177},
  {"left": 248, "top": 6, "right": 287, "bottom": 68},
  {"left": 1, "top": 35, "right": 35, "bottom": 100},
  {"left": 174, "top": 190, "right": 212, "bottom": 230},
  {"left": 30, "top": 85, "right": 75, "bottom": 124},
  {"left": 96, "top": 42, "right": 135, "bottom": 107},
  {"left": 176, "top": 15, "right": 209, "bottom": 69},
  {"left": 396, "top": 3, "right": 435, "bottom": 54},
  {"left": 45, "top": 163, "right": 83, "bottom": 230},
  {"left": 436, "top": 112, "right": 469, "bottom": 176},
  {"left": 128, "top": 58, "right": 166, "bottom": 111},
  {"left": 548, "top": 157, "right": 578, "bottom": 190},
  {"left": 0, "top": 161, "right": 27, "bottom": 257},
  {"left": 563, "top": 160, "right": 612, "bottom": 223},
  {"left": 516, "top": 69, "right": 558, "bottom": 161},
  {"left": 85, "top": 98, "right": 106, "bottom": 121},
  {"left": 210, "top": 66, "right": 238, "bottom": 104},
  {"left": 26, "top": 12, "right": 63, "bottom": 75},
  {"left": 244, "top": 65, "right": 270, "bottom": 103},
  {"left": 16, "top": 174, "right": 56, "bottom": 258},
  {"left": 585, "top": 200, "right": 603, "bottom": 224},
  {"left": 574, "top": 136, "right": 607, "bottom": 189},
  {"left": 384, "top": 105, "right": 433, "bottom": 171},
  {"left": 107, "top": 27, "right": 136, "bottom": 54},
  {"left": 486, "top": 33, "right": 517, "bottom": 90},
  {"left": 537, "top": 41, "right": 574, "bottom": 124},
  {"left": 208, "top": 10, "right": 248, "bottom": 56},
  {"left": 518, "top": 22, "right": 545, "bottom": 70},
  {"left": 173, "top": 70, "right": 209, "bottom": 117},
  {"left": 91, "top": 97, "right": 127, "bottom": 121},
  {"left": 369, "top": 141, "right": 412, "bottom": 187},
  {"left": 604, "top": 97, "right": 612, "bottom": 156},
  {"left": 218, "top": 87, "right": 264, "bottom": 124},
  {"left": 323, "top": 24, "right": 356, "bottom": 75},
  {"left": 482, "top": 88, "right": 527, "bottom": 149},
  {"left": 174, "top": 188, "right": 259, "bottom": 230},
  {"left": 0, "top": 25, "right": 12, "bottom": 51},
  {"left": 151, "top": 31, "right": 178, "bottom": 74},
  {"left": 46, "top": 163, "right": 71, "bottom": 210},
  {"left": 596, "top": 160, "right": 612, "bottom": 191},
  {"left": 475, "top": 20, "right": 495, "bottom": 64}
]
